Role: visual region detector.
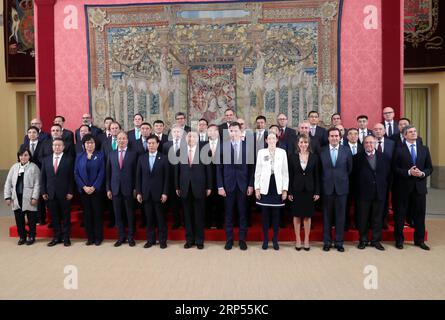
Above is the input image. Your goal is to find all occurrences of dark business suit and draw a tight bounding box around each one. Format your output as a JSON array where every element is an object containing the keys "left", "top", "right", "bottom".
[
  {"left": 75, "top": 151, "right": 105, "bottom": 243},
  {"left": 357, "top": 128, "right": 373, "bottom": 144},
  {"left": 355, "top": 151, "right": 390, "bottom": 243},
  {"left": 175, "top": 143, "right": 212, "bottom": 246},
  {"left": 391, "top": 133, "right": 423, "bottom": 148},
  {"left": 204, "top": 139, "right": 224, "bottom": 229},
  {"left": 136, "top": 152, "right": 170, "bottom": 245},
  {"left": 218, "top": 123, "right": 231, "bottom": 140},
  {"left": 343, "top": 142, "right": 363, "bottom": 230},
  {"left": 383, "top": 121, "right": 399, "bottom": 137},
  {"left": 23, "top": 131, "right": 50, "bottom": 144},
  {"left": 319, "top": 145, "right": 353, "bottom": 247},
  {"left": 61, "top": 129, "right": 75, "bottom": 146},
  {"left": 100, "top": 136, "right": 119, "bottom": 226},
  {"left": 127, "top": 128, "right": 141, "bottom": 144},
  {"left": 217, "top": 140, "right": 254, "bottom": 242},
  {"left": 75, "top": 125, "right": 103, "bottom": 143},
  {"left": 155, "top": 133, "right": 169, "bottom": 153},
  {"left": 309, "top": 126, "right": 328, "bottom": 147},
  {"left": 279, "top": 127, "right": 298, "bottom": 153},
  {"left": 38, "top": 138, "right": 75, "bottom": 164},
  {"left": 254, "top": 130, "right": 268, "bottom": 157},
  {"left": 392, "top": 142, "right": 433, "bottom": 245},
  {"left": 133, "top": 137, "right": 149, "bottom": 157},
  {"left": 376, "top": 137, "right": 395, "bottom": 226},
  {"left": 106, "top": 149, "right": 138, "bottom": 241},
  {"left": 41, "top": 154, "right": 74, "bottom": 242}
]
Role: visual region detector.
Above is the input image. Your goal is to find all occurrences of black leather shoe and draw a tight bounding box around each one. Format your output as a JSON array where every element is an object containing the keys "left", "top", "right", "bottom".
[
  {"left": 303, "top": 246, "right": 310, "bottom": 252},
  {"left": 26, "top": 238, "right": 35, "bottom": 246},
  {"left": 262, "top": 241, "right": 268, "bottom": 250},
  {"left": 94, "top": 240, "right": 102, "bottom": 246},
  {"left": 357, "top": 242, "right": 366, "bottom": 250},
  {"left": 395, "top": 242, "right": 404, "bottom": 249},
  {"left": 372, "top": 242, "right": 385, "bottom": 251},
  {"left": 197, "top": 244, "right": 204, "bottom": 250},
  {"left": 239, "top": 240, "right": 247, "bottom": 251},
  {"left": 224, "top": 240, "right": 233, "bottom": 250},
  {"left": 47, "top": 239, "right": 61, "bottom": 247},
  {"left": 323, "top": 244, "right": 331, "bottom": 252},
  {"left": 114, "top": 240, "right": 124, "bottom": 247},
  {"left": 64, "top": 239, "right": 71, "bottom": 247},
  {"left": 144, "top": 242, "right": 153, "bottom": 248},
  {"left": 335, "top": 245, "right": 345, "bottom": 252},
  {"left": 85, "top": 240, "right": 94, "bottom": 246},
  {"left": 128, "top": 239, "right": 136, "bottom": 247},
  {"left": 184, "top": 242, "right": 192, "bottom": 249},
  {"left": 415, "top": 242, "right": 430, "bottom": 251},
  {"left": 18, "top": 238, "right": 26, "bottom": 246},
  {"left": 273, "top": 242, "right": 279, "bottom": 251},
  {"left": 160, "top": 243, "right": 167, "bottom": 249}
]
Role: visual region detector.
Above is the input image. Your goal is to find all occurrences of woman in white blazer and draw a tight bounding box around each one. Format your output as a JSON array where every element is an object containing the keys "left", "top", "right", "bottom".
[
  {"left": 254, "top": 132, "right": 289, "bottom": 250},
  {"left": 4, "top": 148, "right": 40, "bottom": 245}
]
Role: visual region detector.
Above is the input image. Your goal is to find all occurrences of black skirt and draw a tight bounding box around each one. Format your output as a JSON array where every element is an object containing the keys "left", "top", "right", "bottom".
[{"left": 291, "top": 191, "right": 315, "bottom": 218}]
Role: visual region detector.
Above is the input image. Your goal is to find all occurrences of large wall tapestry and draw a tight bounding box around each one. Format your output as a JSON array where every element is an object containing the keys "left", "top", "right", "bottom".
[
  {"left": 3, "top": 0, "right": 35, "bottom": 82},
  {"left": 86, "top": 1, "right": 341, "bottom": 130},
  {"left": 404, "top": 0, "right": 445, "bottom": 71}
]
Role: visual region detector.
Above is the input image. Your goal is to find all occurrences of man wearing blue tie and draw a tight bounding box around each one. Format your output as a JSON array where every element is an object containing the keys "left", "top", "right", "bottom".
[
  {"left": 393, "top": 125, "right": 433, "bottom": 250},
  {"left": 320, "top": 127, "right": 353, "bottom": 252}
]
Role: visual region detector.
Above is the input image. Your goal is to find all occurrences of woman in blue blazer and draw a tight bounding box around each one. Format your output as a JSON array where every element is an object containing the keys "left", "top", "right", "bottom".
[{"left": 75, "top": 134, "right": 105, "bottom": 246}]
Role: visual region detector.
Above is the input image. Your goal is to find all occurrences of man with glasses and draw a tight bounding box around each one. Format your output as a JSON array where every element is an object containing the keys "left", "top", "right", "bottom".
[
  {"left": 173, "top": 112, "right": 191, "bottom": 134},
  {"left": 382, "top": 107, "right": 399, "bottom": 138},
  {"left": 308, "top": 111, "right": 328, "bottom": 146},
  {"left": 276, "top": 113, "right": 297, "bottom": 152},
  {"left": 219, "top": 108, "right": 236, "bottom": 139},
  {"left": 75, "top": 113, "right": 103, "bottom": 143},
  {"left": 23, "top": 118, "right": 50, "bottom": 144}
]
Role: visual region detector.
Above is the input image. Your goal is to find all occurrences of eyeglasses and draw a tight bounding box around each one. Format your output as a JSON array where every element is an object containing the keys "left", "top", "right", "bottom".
[
  {"left": 277, "top": 118, "right": 287, "bottom": 121},
  {"left": 383, "top": 112, "right": 394, "bottom": 115}
]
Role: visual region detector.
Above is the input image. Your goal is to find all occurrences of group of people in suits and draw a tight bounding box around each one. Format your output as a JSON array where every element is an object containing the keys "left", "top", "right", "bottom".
[{"left": 4, "top": 107, "right": 433, "bottom": 252}]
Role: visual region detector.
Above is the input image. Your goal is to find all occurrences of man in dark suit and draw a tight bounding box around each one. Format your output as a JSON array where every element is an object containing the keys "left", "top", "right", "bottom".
[
  {"left": 205, "top": 124, "right": 224, "bottom": 229},
  {"left": 23, "top": 118, "right": 50, "bottom": 144},
  {"left": 53, "top": 115, "right": 75, "bottom": 146},
  {"left": 219, "top": 108, "right": 236, "bottom": 140},
  {"left": 298, "top": 121, "right": 321, "bottom": 155},
  {"left": 320, "top": 127, "right": 353, "bottom": 252},
  {"left": 133, "top": 122, "right": 152, "bottom": 157},
  {"left": 373, "top": 123, "right": 396, "bottom": 229},
  {"left": 127, "top": 113, "right": 143, "bottom": 144},
  {"left": 355, "top": 135, "right": 390, "bottom": 250},
  {"left": 343, "top": 128, "right": 363, "bottom": 230},
  {"left": 95, "top": 117, "right": 114, "bottom": 149},
  {"left": 277, "top": 113, "right": 298, "bottom": 153},
  {"left": 163, "top": 124, "right": 186, "bottom": 229},
  {"left": 41, "top": 138, "right": 74, "bottom": 247},
  {"left": 197, "top": 118, "right": 209, "bottom": 142},
  {"left": 176, "top": 132, "right": 212, "bottom": 249},
  {"left": 136, "top": 135, "right": 170, "bottom": 249},
  {"left": 390, "top": 117, "right": 423, "bottom": 148},
  {"left": 75, "top": 113, "right": 103, "bottom": 143},
  {"left": 308, "top": 111, "right": 328, "bottom": 147},
  {"left": 153, "top": 120, "right": 168, "bottom": 152},
  {"left": 382, "top": 107, "right": 399, "bottom": 137},
  {"left": 38, "top": 124, "right": 75, "bottom": 165},
  {"left": 217, "top": 122, "right": 254, "bottom": 251},
  {"left": 75, "top": 125, "right": 91, "bottom": 154},
  {"left": 106, "top": 132, "right": 138, "bottom": 247},
  {"left": 357, "top": 115, "right": 373, "bottom": 144},
  {"left": 393, "top": 125, "right": 433, "bottom": 250},
  {"left": 254, "top": 115, "right": 268, "bottom": 156},
  {"left": 169, "top": 112, "right": 191, "bottom": 135}
]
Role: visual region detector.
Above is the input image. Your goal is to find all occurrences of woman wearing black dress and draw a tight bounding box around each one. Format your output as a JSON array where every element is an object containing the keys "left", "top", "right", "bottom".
[{"left": 288, "top": 134, "right": 320, "bottom": 251}]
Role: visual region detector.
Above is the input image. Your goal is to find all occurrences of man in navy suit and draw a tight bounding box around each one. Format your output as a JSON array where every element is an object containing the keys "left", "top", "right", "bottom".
[
  {"left": 277, "top": 113, "right": 298, "bottom": 153},
  {"left": 127, "top": 113, "right": 143, "bottom": 144},
  {"left": 75, "top": 125, "right": 91, "bottom": 155},
  {"left": 53, "top": 115, "right": 75, "bottom": 146},
  {"left": 217, "top": 122, "right": 254, "bottom": 251},
  {"left": 106, "top": 132, "right": 138, "bottom": 247},
  {"left": 23, "top": 118, "right": 50, "bottom": 144},
  {"left": 133, "top": 122, "right": 152, "bottom": 157},
  {"left": 319, "top": 127, "right": 353, "bottom": 252},
  {"left": 136, "top": 135, "right": 170, "bottom": 249},
  {"left": 393, "top": 125, "right": 433, "bottom": 250},
  {"left": 355, "top": 135, "right": 390, "bottom": 251},
  {"left": 38, "top": 124, "right": 75, "bottom": 167},
  {"left": 41, "top": 138, "right": 74, "bottom": 247},
  {"left": 176, "top": 132, "right": 212, "bottom": 249},
  {"left": 219, "top": 108, "right": 236, "bottom": 140},
  {"left": 382, "top": 107, "right": 399, "bottom": 137},
  {"left": 152, "top": 120, "right": 168, "bottom": 152},
  {"left": 308, "top": 111, "right": 328, "bottom": 147},
  {"left": 357, "top": 115, "right": 373, "bottom": 144},
  {"left": 75, "top": 113, "right": 103, "bottom": 143}
]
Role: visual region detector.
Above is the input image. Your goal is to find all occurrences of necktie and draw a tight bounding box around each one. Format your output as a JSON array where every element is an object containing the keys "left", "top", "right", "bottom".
[
  {"left": 388, "top": 123, "right": 393, "bottom": 136},
  {"left": 211, "top": 141, "right": 216, "bottom": 156},
  {"left": 136, "top": 128, "right": 140, "bottom": 140},
  {"left": 352, "top": 145, "right": 356, "bottom": 155},
  {"left": 112, "top": 138, "right": 117, "bottom": 150},
  {"left": 174, "top": 140, "right": 179, "bottom": 152},
  {"left": 310, "top": 127, "right": 315, "bottom": 136},
  {"left": 257, "top": 132, "right": 262, "bottom": 144},
  {"left": 279, "top": 128, "right": 284, "bottom": 141},
  {"left": 377, "top": 140, "right": 383, "bottom": 153},
  {"left": 149, "top": 154, "right": 155, "bottom": 171},
  {"left": 30, "top": 143, "right": 35, "bottom": 156},
  {"left": 119, "top": 150, "right": 124, "bottom": 169},
  {"left": 361, "top": 130, "right": 365, "bottom": 143},
  {"left": 331, "top": 148, "right": 337, "bottom": 167},
  {"left": 188, "top": 149, "right": 193, "bottom": 167},
  {"left": 54, "top": 156, "right": 59, "bottom": 174},
  {"left": 234, "top": 142, "right": 239, "bottom": 162},
  {"left": 410, "top": 144, "right": 417, "bottom": 165}
]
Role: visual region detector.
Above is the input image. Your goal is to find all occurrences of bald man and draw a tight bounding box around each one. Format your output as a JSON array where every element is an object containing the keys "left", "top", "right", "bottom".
[
  {"left": 23, "top": 118, "right": 50, "bottom": 144},
  {"left": 75, "top": 113, "right": 103, "bottom": 143},
  {"left": 382, "top": 107, "right": 399, "bottom": 137}
]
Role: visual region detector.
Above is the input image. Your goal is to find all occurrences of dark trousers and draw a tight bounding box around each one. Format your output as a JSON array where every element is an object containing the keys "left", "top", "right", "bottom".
[
  {"left": 357, "top": 199, "right": 383, "bottom": 243},
  {"left": 206, "top": 190, "right": 224, "bottom": 228},
  {"left": 323, "top": 194, "right": 347, "bottom": 246},
  {"left": 14, "top": 210, "right": 37, "bottom": 239},
  {"left": 112, "top": 193, "right": 135, "bottom": 241},
  {"left": 261, "top": 206, "right": 280, "bottom": 243},
  {"left": 47, "top": 197, "right": 71, "bottom": 241},
  {"left": 183, "top": 192, "right": 205, "bottom": 245},
  {"left": 80, "top": 192, "right": 103, "bottom": 242},
  {"left": 345, "top": 193, "right": 358, "bottom": 229},
  {"left": 168, "top": 191, "right": 182, "bottom": 226},
  {"left": 37, "top": 196, "right": 47, "bottom": 223},
  {"left": 144, "top": 197, "right": 167, "bottom": 245},
  {"left": 225, "top": 186, "right": 248, "bottom": 242},
  {"left": 394, "top": 191, "right": 426, "bottom": 244}
]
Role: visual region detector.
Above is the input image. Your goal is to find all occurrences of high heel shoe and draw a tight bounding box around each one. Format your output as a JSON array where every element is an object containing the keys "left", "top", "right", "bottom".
[
  {"left": 304, "top": 246, "right": 310, "bottom": 251},
  {"left": 295, "top": 246, "right": 301, "bottom": 251}
]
